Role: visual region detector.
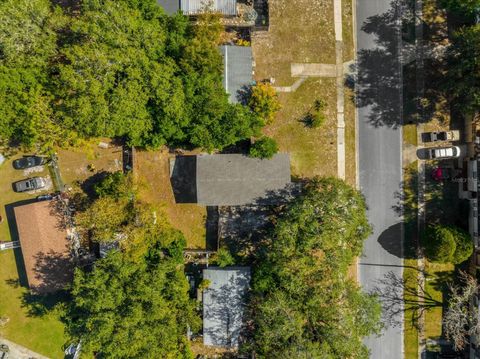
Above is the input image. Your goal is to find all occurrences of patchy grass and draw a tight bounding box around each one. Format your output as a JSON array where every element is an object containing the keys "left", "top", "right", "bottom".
[
  {"left": 252, "top": 0, "right": 335, "bottom": 85},
  {"left": 404, "top": 258, "right": 420, "bottom": 359},
  {"left": 345, "top": 87, "right": 356, "bottom": 186},
  {"left": 404, "top": 124, "right": 418, "bottom": 146},
  {"left": 342, "top": 0, "right": 354, "bottom": 62},
  {"left": 424, "top": 261, "right": 454, "bottom": 340},
  {"left": 0, "top": 156, "right": 65, "bottom": 358},
  {"left": 264, "top": 78, "right": 337, "bottom": 178},
  {"left": 134, "top": 150, "right": 206, "bottom": 249},
  {"left": 56, "top": 138, "right": 123, "bottom": 186}
]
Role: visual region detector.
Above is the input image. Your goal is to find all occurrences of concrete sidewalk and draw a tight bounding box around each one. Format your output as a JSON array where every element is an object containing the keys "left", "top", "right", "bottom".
[{"left": 0, "top": 337, "right": 50, "bottom": 359}]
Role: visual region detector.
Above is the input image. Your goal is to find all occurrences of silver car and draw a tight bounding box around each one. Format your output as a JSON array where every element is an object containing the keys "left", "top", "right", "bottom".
[
  {"left": 13, "top": 177, "right": 46, "bottom": 192},
  {"left": 427, "top": 146, "right": 461, "bottom": 160}
]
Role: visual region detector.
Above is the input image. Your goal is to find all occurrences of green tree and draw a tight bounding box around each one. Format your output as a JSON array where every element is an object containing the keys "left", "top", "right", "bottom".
[
  {"left": 441, "top": 0, "right": 480, "bottom": 18},
  {"left": 249, "top": 137, "right": 279, "bottom": 159},
  {"left": 64, "top": 229, "right": 200, "bottom": 358},
  {"left": 248, "top": 82, "right": 281, "bottom": 124},
  {"left": 445, "top": 24, "right": 480, "bottom": 114},
  {"left": 306, "top": 99, "right": 327, "bottom": 128},
  {"left": 422, "top": 225, "right": 473, "bottom": 264},
  {"left": 247, "top": 178, "right": 381, "bottom": 358},
  {"left": 0, "top": 0, "right": 66, "bottom": 149}
]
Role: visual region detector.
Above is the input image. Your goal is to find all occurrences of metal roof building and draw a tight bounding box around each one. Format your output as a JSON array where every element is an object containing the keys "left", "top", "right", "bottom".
[
  {"left": 170, "top": 154, "right": 292, "bottom": 206},
  {"left": 182, "top": 0, "right": 237, "bottom": 16},
  {"left": 220, "top": 45, "right": 254, "bottom": 104},
  {"left": 202, "top": 267, "right": 251, "bottom": 348}
]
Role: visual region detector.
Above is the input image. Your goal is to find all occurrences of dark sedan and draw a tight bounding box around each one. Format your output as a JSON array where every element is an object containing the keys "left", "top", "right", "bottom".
[
  {"left": 13, "top": 177, "right": 46, "bottom": 192},
  {"left": 12, "top": 156, "right": 46, "bottom": 170}
]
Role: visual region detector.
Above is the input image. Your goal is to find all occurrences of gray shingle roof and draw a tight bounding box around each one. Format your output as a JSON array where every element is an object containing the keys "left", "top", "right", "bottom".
[
  {"left": 156, "top": 0, "right": 180, "bottom": 15},
  {"left": 202, "top": 267, "right": 251, "bottom": 348},
  {"left": 220, "top": 45, "right": 253, "bottom": 104},
  {"left": 182, "top": 0, "right": 237, "bottom": 15},
  {"left": 196, "top": 153, "right": 291, "bottom": 206}
]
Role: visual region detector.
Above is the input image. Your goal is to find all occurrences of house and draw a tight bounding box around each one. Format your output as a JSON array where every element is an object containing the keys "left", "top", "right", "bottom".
[
  {"left": 157, "top": 0, "right": 237, "bottom": 16},
  {"left": 202, "top": 267, "right": 250, "bottom": 348},
  {"left": 170, "top": 153, "right": 292, "bottom": 206},
  {"left": 14, "top": 200, "right": 73, "bottom": 293},
  {"left": 220, "top": 45, "right": 254, "bottom": 104}
]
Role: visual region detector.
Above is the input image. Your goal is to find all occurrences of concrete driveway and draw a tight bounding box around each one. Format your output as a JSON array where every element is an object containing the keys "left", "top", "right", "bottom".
[{"left": 0, "top": 337, "right": 50, "bottom": 359}]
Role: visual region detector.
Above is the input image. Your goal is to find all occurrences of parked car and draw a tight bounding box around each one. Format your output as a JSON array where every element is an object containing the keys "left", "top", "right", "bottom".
[
  {"left": 13, "top": 177, "right": 46, "bottom": 192},
  {"left": 422, "top": 130, "right": 460, "bottom": 143},
  {"left": 426, "top": 146, "right": 461, "bottom": 160},
  {"left": 12, "top": 155, "right": 46, "bottom": 169}
]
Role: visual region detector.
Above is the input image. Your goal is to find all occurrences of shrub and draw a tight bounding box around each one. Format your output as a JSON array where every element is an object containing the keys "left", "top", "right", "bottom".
[
  {"left": 248, "top": 83, "right": 281, "bottom": 124},
  {"left": 306, "top": 99, "right": 327, "bottom": 128},
  {"left": 213, "top": 247, "right": 235, "bottom": 267},
  {"left": 249, "top": 137, "right": 279, "bottom": 159},
  {"left": 422, "top": 225, "right": 473, "bottom": 264},
  {"left": 198, "top": 279, "right": 211, "bottom": 291}
]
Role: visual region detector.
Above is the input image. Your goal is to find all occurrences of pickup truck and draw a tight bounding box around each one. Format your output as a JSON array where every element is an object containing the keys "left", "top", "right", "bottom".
[
  {"left": 426, "top": 146, "right": 461, "bottom": 160},
  {"left": 422, "top": 130, "right": 460, "bottom": 142}
]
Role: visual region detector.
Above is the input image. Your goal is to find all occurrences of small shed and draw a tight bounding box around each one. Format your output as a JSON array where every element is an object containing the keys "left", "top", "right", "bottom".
[
  {"left": 181, "top": 0, "right": 237, "bottom": 16},
  {"left": 202, "top": 267, "right": 251, "bottom": 348},
  {"left": 220, "top": 45, "right": 253, "bottom": 104}
]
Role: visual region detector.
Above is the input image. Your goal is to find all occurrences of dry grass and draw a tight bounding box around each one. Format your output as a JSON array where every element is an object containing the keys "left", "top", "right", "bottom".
[
  {"left": 56, "top": 138, "right": 123, "bottom": 185},
  {"left": 342, "top": 0, "right": 354, "bottom": 62},
  {"left": 252, "top": 0, "right": 335, "bottom": 86},
  {"left": 264, "top": 78, "right": 338, "bottom": 178},
  {"left": 134, "top": 149, "right": 206, "bottom": 249},
  {"left": 345, "top": 87, "right": 356, "bottom": 186}
]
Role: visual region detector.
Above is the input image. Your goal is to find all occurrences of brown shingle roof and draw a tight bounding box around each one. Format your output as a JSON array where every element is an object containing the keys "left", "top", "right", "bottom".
[{"left": 14, "top": 200, "right": 72, "bottom": 293}]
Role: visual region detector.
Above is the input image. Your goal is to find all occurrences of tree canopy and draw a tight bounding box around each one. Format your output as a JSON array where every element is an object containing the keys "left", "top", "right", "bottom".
[
  {"left": 0, "top": 0, "right": 264, "bottom": 152},
  {"left": 64, "top": 228, "right": 199, "bottom": 358},
  {"left": 422, "top": 224, "right": 473, "bottom": 264},
  {"left": 246, "top": 177, "right": 381, "bottom": 358}
]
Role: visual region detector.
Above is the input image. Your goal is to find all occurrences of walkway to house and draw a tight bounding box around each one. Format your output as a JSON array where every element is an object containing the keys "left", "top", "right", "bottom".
[
  {"left": 274, "top": 0, "right": 347, "bottom": 180},
  {"left": 0, "top": 336, "right": 51, "bottom": 359}
]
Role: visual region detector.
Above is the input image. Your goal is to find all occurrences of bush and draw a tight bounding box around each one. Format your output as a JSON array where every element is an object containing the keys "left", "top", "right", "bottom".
[
  {"left": 249, "top": 137, "right": 279, "bottom": 159},
  {"left": 309, "top": 99, "right": 327, "bottom": 128},
  {"left": 422, "top": 225, "right": 473, "bottom": 264},
  {"left": 248, "top": 83, "right": 281, "bottom": 124},
  {"left": 213, "top": 247, "right": 235, "bottom": 267}
]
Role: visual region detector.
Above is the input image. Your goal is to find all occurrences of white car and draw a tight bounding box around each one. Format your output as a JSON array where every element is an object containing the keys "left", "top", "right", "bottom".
[{"left": 427, "top": 146, "right": 461, "bottom": 160}]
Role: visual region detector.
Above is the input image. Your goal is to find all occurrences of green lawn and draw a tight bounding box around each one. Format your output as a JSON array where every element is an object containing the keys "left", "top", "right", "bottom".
[{"left": 0, "top": 156, "right": 66, "bottom": 358}]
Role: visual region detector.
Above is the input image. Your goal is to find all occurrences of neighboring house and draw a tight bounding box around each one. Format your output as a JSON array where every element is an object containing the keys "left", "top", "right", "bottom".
[
  {"left": 170, "top": 153, "right": 291, "bottom": 206},
  {"left": 202, "top": 267, "right": 250, "bottom": 348},
  {"left": 157, "top": 0, "right": 237, "bottom": 16},
  {"left": 220, "top": 45, "right": 254, "bottom": 104},
  {"left": 14, "top": 200, "right": 73, "bottom": 293}
]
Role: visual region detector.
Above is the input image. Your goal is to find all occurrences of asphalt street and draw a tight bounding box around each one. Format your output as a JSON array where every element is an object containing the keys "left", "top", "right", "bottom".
[{"left": 357, "top": 0, "right": 404, "bottom": 358}]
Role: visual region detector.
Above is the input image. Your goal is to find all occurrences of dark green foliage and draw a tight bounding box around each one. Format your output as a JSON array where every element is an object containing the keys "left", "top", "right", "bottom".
[
  {"left": 249, "top": 137, "right": 279, "bottom": 159},
  {"left": 247, "top": 177, "right": 381, "bottom": 358},
  {"left": 64, "top": 229, "right": 200, "bottom": 358},
  {"left": 93, "top": 172, "right": 128, "bottom": 199},
  {"left": 0, "top": 0, "right": 263, "bottom": 152},
  {"left": 440, "top": 0, "right": 480, "bottom": 18},
  {"left": 422, "top": 225, "right": 473, "bottom": 264},
  {"left": 445, "top": 25, "right": 480, "bottom": 114}
]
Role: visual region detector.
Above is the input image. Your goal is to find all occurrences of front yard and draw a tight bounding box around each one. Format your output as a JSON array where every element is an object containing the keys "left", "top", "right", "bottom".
[{"left": 0, "top": 154, "right": 65, "bottom": 359}]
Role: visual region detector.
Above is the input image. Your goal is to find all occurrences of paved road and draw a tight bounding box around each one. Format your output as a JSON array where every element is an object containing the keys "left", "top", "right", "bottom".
[{"left": 356, "top": 0, "right": 404, "bottom": 358}]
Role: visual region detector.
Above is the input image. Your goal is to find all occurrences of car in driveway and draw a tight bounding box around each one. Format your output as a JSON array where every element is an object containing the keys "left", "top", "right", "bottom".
[
  {"left": 422, "top": 130, "right": 460, "bottom": 143},
  {"left": 12, "top": 155, "right": 46, "bottom": 169},
  {"left": 426, "top": 146, "right": 461, "bottom": 160},
  {"left": 13, "top": 177, "right": 46, "bottom": 192}
]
